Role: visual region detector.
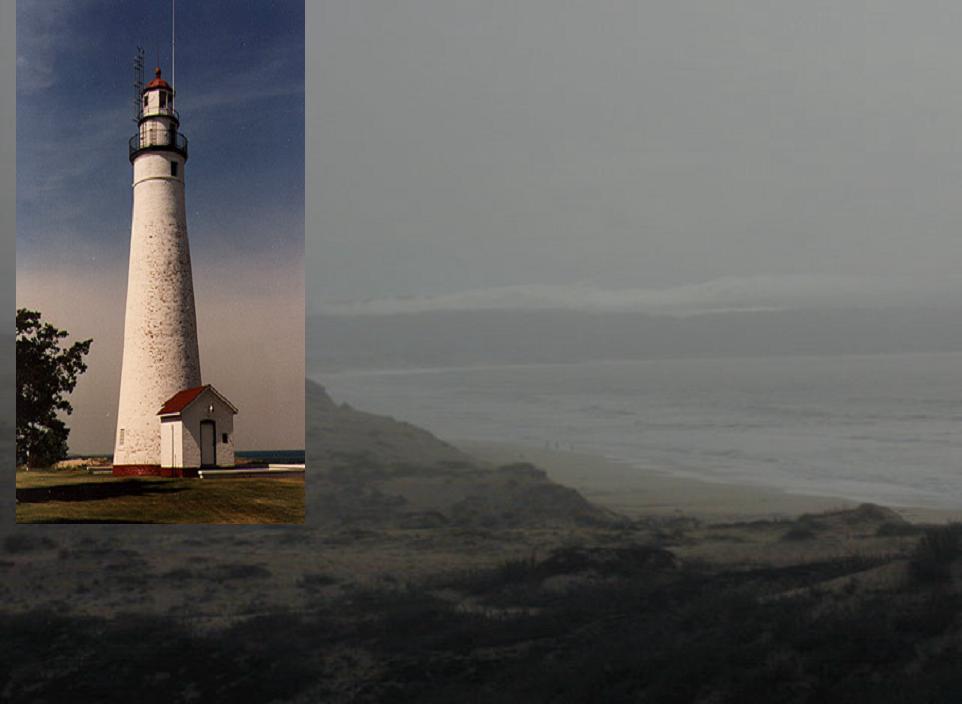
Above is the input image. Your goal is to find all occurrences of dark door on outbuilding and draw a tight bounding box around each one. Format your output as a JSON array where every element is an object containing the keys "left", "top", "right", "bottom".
[{"left": 200, "top": 420, "right": 216, "bottom": 467}]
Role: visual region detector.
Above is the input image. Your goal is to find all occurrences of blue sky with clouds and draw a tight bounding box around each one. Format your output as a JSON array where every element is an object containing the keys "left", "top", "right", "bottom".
[
  {"left": 17, "top": 0, "right": 304, "bottom": 271},
  {"left": 17, "top": 0, "right": 305, "bottom": 453}
]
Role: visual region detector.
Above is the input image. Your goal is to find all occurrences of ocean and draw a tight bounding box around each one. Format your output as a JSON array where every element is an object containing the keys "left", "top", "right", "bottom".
[{"left": 312, "top": 352, "right": 962, "bottom": 510}]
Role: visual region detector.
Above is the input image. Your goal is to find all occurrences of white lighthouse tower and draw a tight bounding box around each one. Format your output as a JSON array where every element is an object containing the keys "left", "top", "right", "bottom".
[
  {"left": 113, "top": 66, "right": 201, "bottom": 473},
  {"left": 113, "top": 62, "right": 238, "bottom": 476}
]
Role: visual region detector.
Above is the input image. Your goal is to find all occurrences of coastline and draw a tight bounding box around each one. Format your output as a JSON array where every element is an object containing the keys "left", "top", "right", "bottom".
[{"left": 458, "top": 439, "right": 962, "bottom": 524}]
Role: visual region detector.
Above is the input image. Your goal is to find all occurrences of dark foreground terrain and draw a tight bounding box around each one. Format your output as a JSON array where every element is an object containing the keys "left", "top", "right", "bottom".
[
  {"left": 3, "top": 513, "right": 961, "bottom": 703},
  {"left": 2, "top": 382, "right": 961, "bottom": 702}
]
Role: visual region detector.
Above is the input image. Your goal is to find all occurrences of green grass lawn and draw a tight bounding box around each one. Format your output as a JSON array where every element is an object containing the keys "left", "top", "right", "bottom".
[{"left": 15, "top": 469, "right": 305, "bottom": 524}]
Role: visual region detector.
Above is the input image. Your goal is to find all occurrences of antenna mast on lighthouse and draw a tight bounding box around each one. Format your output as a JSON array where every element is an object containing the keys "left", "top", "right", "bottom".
[
  {"left": 132, "top": 47, "right": 145, "bottom": 121},
  {"left": 171, "top": 0, "right": 176, "bottom": 104}
]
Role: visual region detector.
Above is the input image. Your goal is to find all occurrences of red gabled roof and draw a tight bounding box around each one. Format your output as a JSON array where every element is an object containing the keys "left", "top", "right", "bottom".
[
  {"left": 158, "top": 384, "right": 239, "bottom": 416},
  {"left": 157, "top": 385, "right": 209, "bottom": 415}
]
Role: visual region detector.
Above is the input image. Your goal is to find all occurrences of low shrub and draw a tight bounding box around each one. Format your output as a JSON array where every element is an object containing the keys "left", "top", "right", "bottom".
[
  {"left": 911, "top": 524, "right": 962, "bottom": 582},
  {"left": 780, "top": 525, "right": 817, "bottom": 542}
]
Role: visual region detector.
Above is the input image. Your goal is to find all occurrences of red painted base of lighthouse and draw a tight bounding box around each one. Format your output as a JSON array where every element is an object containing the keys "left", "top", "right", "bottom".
[{"left": 112, "top": 465, "right": 199, "bottom": 478}]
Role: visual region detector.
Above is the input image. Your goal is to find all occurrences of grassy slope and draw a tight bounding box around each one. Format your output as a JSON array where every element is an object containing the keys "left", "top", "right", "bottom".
[
  {"left": 305, "top": 381, "right": 617, "bottom": 529},
  {"left": 15, "top": 470, "right": 304, "bottom": 524}
]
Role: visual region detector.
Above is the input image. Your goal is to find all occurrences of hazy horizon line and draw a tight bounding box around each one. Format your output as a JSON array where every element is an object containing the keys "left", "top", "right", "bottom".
[{"left": 310, "top": 274, "right": 962, "bottom": 318}]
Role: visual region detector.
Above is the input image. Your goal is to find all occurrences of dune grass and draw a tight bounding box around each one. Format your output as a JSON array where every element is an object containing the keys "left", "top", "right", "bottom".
[{"left": 15, "top": 469, "right": 305, "bottom": 524}]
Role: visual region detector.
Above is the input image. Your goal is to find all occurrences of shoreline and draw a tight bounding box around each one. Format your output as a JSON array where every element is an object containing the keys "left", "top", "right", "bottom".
[{"left": 457, "top": 439, "right": 962, "bottom": 524}]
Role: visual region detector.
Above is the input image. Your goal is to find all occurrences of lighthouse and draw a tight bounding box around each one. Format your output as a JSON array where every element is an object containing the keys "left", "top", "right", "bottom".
[{"left": 113, "top": 65, "right": 236, "bottom": 476}]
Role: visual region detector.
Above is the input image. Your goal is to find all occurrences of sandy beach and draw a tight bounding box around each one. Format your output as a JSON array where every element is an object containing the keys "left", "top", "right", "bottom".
[{"left": 459, "top": 439, "right": 962, "bottom": 524}]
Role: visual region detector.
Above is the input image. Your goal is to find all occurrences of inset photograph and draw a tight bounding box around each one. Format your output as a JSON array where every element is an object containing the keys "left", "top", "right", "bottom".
[{"left": 16, "top": 0, "right": 305, "bottom": 524}]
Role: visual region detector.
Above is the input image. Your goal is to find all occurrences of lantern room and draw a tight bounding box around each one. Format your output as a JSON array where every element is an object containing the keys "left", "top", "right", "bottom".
[
  {"left": 142, "top": 67, "right": 177, "bottom": 119},
  {"left": 130, "top": 66, "right": 188, "bottom": 162}
]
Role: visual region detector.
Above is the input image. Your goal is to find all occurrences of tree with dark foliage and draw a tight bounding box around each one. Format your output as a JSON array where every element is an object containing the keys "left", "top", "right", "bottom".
[{"left": 16, "top": 309, "right": 92, "bottom": 467}]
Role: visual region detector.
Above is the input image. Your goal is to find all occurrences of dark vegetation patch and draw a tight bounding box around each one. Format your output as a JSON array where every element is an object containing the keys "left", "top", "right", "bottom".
[
  {"left": 535, "top": 545, "right": 678, "bottom": 579},
  {"left": 368, "top": 552, "right": 962, "bottom": 703},
  {"left": 841, "top": 503, "right": 906, "bottom": 525},
  {"left": 13, "top": 542, "right": 962, "bottom": 703},
  {"left": 2, "top": 533, "right": 57, "bottom": 554},
  {"left": 0, "top": 611, "right": 329, "bottom": 704},
  {"left": 209, "top": 563, "right": 273, "bottom": 580},
  {"left": 299, "top": 572, "right": 340, "bottom": 591},
  {"left": 779, "top": 525, "right": 817, "bottom": 542},
  {"left": 160, "top": 567, "right": 196, "bottom": 582},
  {"left": 3, "top": 531, "right": 962, "bottom": 703},
  {"left": 398, "top": 511, "right": 450, "bottom": 529},
  {"left": 912, "top": 524, "right": 962, "bottom": 582},
  {"left": 877, "top": 521, "right": 924, "bottom": 537},
  {"left": 271, "top": 528, "right": 313, "bottom": 545},
  {"left": 159, "top": 563, "right": 273, "bottom": 583}
]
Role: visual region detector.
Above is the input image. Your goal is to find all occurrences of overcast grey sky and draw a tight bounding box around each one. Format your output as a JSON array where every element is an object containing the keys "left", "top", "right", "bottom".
[{"left": 308, "top": 1, "right": 962, "bottom": 314}]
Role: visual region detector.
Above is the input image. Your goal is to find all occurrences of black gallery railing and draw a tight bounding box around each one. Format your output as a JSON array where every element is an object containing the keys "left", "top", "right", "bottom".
[{"left": 129, "top": 130, "right": 189, "bottom": 161}]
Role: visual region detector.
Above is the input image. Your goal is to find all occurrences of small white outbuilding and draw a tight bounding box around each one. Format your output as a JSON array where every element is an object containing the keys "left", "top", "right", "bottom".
[{"left": 158, "top": 385, "right": 238, "bottom": 470}]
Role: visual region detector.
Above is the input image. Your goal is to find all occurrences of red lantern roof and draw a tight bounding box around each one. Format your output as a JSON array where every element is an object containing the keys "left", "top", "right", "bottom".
[{"left": 144, "top": 67, "right": 172, "bottom": 92}]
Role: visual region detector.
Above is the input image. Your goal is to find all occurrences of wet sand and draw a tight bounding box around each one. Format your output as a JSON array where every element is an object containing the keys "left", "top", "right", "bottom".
[{"left": 459, "top": 440, "right": 962, "bottom": 524}]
